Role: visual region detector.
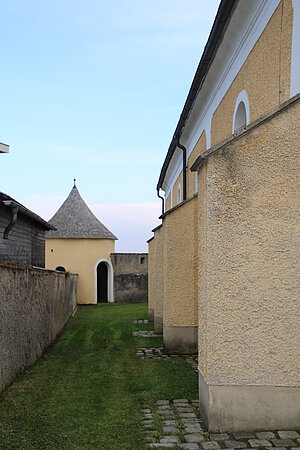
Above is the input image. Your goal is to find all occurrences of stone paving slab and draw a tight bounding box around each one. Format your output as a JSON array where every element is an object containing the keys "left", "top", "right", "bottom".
[
  {"left": 136, "top": 347, "right": 198, "bottom": 371},
  {"left": 133, "top": 331, "right": 163, "bottom": 337},
  {"left": 133, "top": 319, "right": 149, "bottom": 324},
  {"left": 141, "top": 399, "right": 300, "bottom": 450}
]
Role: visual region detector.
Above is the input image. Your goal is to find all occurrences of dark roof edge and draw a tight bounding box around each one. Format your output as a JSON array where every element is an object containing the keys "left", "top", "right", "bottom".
[
  {"left": 157, "top": 0, "right": 238, "bottom": 191},
  {"left": 0, "top": 192, "right": 55, "bottom": 230}
]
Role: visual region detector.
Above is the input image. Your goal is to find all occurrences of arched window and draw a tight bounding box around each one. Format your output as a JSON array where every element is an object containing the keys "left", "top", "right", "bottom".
[
  {"left": 56, "top": 266, "right": 66, "bottom": 272},
  {"left": 177, "top": 183, "right": 182, "bottom": 204},
  {"left": 233, "top": 90, "right": 250, "bottom": 133},
  {"left": 234, "top": 101, "right": 246, "bottom": 131}
]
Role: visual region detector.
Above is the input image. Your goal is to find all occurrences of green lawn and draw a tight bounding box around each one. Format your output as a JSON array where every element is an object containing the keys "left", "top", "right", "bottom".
[{"left": 0, "top": 303, "right": 198, "bottom": 450}]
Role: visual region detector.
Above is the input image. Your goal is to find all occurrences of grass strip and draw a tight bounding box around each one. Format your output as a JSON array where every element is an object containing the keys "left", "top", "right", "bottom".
[{"left": 0, "top": 303, "right": 198, "bottom": 450}]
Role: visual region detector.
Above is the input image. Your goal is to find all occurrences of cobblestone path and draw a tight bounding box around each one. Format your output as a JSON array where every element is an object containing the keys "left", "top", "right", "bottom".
[{"left": 141, "top": 399, "right": 300, "bottom": 449}]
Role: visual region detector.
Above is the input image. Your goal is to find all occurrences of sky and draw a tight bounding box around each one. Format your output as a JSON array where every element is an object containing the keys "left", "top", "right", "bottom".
[{"left": 0, "top": 0, "right": 220, "bottom": 251}]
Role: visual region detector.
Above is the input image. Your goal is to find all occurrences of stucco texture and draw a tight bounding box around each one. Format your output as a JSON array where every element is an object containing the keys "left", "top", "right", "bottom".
[
  {"left": 198, "top": 98, "right": 300, "bottom": 387},
  {"left": 163, "top": 195, "right": 198, "bottom": 328},
  {"left": 46, "top": 238, "right": 115, "bottom": 304},
  {"left": 210, "top": 0, "right": 293, "bottom": 147},
  {"left": 0, "top": 264, "right": 77, "bottom": 391}
]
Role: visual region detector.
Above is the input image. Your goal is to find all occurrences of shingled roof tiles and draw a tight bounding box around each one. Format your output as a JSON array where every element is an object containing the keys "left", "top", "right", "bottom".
[{"left": 47, "top": 186, "right": 117, "bottom": 240}]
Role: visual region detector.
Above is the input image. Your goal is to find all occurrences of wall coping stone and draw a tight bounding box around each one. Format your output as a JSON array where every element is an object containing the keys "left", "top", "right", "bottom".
[
  {"left": 160, "top": 193, "right": 198, "bottom": 220},
  {"left": 0, "top": 261, "right": 78, "bottom": 276}
]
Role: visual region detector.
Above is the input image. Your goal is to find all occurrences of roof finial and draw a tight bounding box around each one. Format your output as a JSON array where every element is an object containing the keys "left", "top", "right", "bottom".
[{"left": 73, "top": 178, "right": 77, "bottom": 188}]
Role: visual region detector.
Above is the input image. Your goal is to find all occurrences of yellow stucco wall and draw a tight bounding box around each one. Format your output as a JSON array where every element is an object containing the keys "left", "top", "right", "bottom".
[
  {"left": 198, "top": 97, "right": 300, "bottom": 387},
  {"left": 210, "top": 0, "right": 293, "bottom": 147},
  {"left": 46, "top": 238, "right": 115, "bottom": 304},
  {"left": 163, "top": 195, "right": 198, "bottom": 328},
  {"left": 188, "top": 130, "right": 207, "bottom": 197},
  {"left": 148, "top": 238, "right": 155, "bottom": 316}
]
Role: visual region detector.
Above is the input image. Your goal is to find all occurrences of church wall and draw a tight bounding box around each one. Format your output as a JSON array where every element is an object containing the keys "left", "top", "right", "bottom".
[
  {"left": 162, "top": 195, "right": 198, "bottom": 354},
  {"left": 165, "top": 194, "right": 171, "bottom": 212},
  {"left": 46, "top": 238, "right": 115, "bottom": 304},
  {"left": 187, "top": 130, "right": 207, "bottom": 197},
  {"left": 163, "top": 0, "right": 294, "bottom": 205},
  {"left": 153, "top": 225, "right": 164, "bottom": 334},
  {"left": 210, "top": 0, "right": 293, "bottom": 147},
  {"left": 172, "top": 172, "right": 183, "bottom": 208},
  {"left": 197, "top": 96, "right": 300, "bottom": 431}
]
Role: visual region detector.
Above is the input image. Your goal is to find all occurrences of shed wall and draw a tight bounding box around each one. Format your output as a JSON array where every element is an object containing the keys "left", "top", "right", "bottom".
[{"left": 0, "top": 208, "right": 46, "bottom": 267}]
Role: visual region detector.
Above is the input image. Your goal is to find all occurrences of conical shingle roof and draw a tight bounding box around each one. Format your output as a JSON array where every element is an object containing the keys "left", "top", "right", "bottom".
[{"left": 47, "top": 185, "right": 117, "bottom": 240}]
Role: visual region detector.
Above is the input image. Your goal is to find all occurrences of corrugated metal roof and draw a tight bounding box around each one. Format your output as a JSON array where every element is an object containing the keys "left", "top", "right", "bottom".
[{"left": 47, "top": 186, "right": 117, "bottom": 240}]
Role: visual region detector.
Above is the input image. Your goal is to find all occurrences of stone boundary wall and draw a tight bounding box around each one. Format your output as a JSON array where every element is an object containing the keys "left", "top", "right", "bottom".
[
  {"left": 111, "top": 253, "right": 148, "bottom": 303},
  {"left": 0, "top": 263, "right": 77, "bottom": 392}
]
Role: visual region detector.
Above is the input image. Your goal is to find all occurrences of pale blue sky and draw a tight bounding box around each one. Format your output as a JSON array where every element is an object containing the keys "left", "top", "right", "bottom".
[{"left": 1, "top": 0, "right": 220, "bottom": 251}]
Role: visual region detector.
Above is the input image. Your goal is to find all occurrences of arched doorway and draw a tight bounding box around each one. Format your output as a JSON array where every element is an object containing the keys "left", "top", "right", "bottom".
[
  {"left": 94, "top": 259, "right": 114, "bottom": 303},
  {"left": 97, "top": 262, "right": 108, "bottom": 303}
]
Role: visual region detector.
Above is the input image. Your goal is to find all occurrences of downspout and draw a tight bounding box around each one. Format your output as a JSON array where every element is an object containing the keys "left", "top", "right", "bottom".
[
  {"left": 3, "top": 201, "right": 19, "bottom": 239},
  {"left": 157, "top": 187, "right": 165, "bottom": 216},
  {"left": 176, "top": 140, "right": 187, "bottom": 201}
]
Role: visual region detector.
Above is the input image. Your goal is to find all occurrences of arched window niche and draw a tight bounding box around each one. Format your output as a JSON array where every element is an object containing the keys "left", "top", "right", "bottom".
[
  {"left": 177, "top": 183, "right": 182, "bottom": 205},
  {"left": 195, "top": 172, "right": 198, "bottom": 193},
  {"left": 232, "top": 90, "right": 250, "bottom": 133}
]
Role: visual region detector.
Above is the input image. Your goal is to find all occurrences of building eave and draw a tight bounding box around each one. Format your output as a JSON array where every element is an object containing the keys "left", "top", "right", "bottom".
[
  {"left": 0, "top": 192, "right": 55, "bottom": 230},
  {"left": 157, "top": 0, "right": 238, "bottom": 191}
]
